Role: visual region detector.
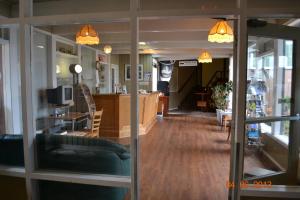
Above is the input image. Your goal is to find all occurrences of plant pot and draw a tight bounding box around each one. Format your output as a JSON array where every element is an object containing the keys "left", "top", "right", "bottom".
[{"left": 216, "top": 109, "right": 223, "bottom": 125}]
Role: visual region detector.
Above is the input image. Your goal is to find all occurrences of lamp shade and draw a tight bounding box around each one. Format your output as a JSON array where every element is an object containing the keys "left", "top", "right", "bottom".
[
  {"left": 198, "top": 51, "right": 212, "bottom": 63},
  {"left": 76, "top": 25, "right": 100, "bottom": 45},
  {"left": 103, "top": 45, "right": 112, "bottom": 54},
  {"left": 208, "top": 20, "right": 234, "bottom": 43}
]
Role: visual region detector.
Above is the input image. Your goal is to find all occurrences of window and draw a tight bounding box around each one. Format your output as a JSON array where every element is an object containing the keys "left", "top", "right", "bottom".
[
  {"left": 30, "top": 23, "right": 133, "bottom": 200},
  {"left": 247, "top": 38, "right": 293, "bottom": 146},
  {"left": 285, "top": 40, "right": 293, "bottom": 68},
  {"left": 0, "top": 26, "right": 26, "bottom": 199}
]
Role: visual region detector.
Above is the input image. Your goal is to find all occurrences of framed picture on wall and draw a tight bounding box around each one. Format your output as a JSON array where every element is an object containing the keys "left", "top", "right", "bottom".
[{"left": 125, "top": 64, "right": 143, "bottom": 81}]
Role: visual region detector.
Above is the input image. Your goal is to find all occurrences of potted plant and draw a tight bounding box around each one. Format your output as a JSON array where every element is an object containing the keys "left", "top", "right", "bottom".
[{"left": 211, "top": 81, "right": 233, "bottom": 124}]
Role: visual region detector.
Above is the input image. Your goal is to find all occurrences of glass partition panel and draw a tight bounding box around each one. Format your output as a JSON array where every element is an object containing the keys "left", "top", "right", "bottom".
[
  {"left": 247, "top": 37, "right": 293, "bottom": 118},
  {"left": 248, "top": 0, "right": 300, "bottom": 9},
  {"left": 31, "top": 22, "right": 135, "bottom": 177},
  {"left": 243, "top": 121, "right": 289, "bottom": 181},
  {"left": 0, "top": 175, "right": 26, "bottom": 200},
  {"left": 38, "top": 180, "right": 130, "bottom": 200},
  {"left": 140, "top": 0, "right": 236, "bottom": 10},
  {"left": 243, "top": 32, "right": 294, "bottom": 186},
  {"left": 33, "top": 0, "right": 129, "bottom": 17},
  {"left": 0, "top": 25, "right": 23, "bottom": 167},
  {"left": 0, "top": 0, "right": 18, "bottom": 18}
]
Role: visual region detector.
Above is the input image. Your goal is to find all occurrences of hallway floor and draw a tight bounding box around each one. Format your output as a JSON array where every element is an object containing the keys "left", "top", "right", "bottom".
[
  {"left": 139, "top": 113, "right": 230, "bottom": 200},
  {"left": 125, "top": 112, "right": 276, "bottom": 200}
]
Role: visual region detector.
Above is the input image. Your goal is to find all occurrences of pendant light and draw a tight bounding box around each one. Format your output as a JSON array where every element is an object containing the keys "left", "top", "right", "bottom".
[
  {"left": 76, "top": 25, "right": 100, "bottom": 45},
  {"left": 198, "top": 51, "right": 212, "bottom": 63},
  {"left": 208, "top": 19, "right": 234, "bottom": 43},
  {"left": 103, "top": 45, "right": 112, "bottom": 54}
]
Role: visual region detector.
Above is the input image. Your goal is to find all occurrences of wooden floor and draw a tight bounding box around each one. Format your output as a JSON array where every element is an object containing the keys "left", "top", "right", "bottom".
[{"left": 124, "top": 112, "right": 275, "bottom": 200}]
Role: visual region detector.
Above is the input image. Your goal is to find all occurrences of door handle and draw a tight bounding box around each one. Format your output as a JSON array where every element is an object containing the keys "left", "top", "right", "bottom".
[{"left": 245, "top": 115, "right": 300, "bottom": 124}]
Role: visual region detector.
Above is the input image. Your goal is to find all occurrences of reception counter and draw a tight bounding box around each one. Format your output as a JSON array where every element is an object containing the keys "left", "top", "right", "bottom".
[{"left": 93, "top": 92, "right": 159, "bottom": 138}]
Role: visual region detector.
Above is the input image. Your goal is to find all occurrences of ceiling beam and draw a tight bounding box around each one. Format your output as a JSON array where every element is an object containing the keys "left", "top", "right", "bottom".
[
  {"left": 112, "top": 48, "right": 232, "bottom": 58},
  {"left": 49, "top": 18, "right": 221, "bottom": 35},
  {"left": 63, "top": 31, "right": 235, "bottom": 45}
]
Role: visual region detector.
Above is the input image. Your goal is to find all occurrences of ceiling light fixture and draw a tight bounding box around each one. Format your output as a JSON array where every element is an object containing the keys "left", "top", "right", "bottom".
[
  {"left": 69, "top": 64, "right": 83, "bottom": 74},
  {"left": 198, "top": 51, "right": 212, "bottom": 63},
  {"left": 76, "top": 25, "right": 100, "bottom": 45},
  {"left": 208, "top": 19, "right": 234, "bottom": 43},
  {"left": 56, "top": 65, "right": 61, "bottom": 74},
  {"left": 103, "top": 45, "right": 112, "bottom": 54}
]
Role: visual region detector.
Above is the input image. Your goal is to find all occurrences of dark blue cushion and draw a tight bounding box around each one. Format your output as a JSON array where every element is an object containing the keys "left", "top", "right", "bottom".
[{"left": 0, "top": 134, "right": 24, "bottom": 166}]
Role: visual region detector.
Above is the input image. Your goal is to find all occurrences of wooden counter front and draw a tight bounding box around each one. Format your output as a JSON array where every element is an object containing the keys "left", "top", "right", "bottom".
[{"left": 93, "top": 92, "right": 159, "bottom": 138}]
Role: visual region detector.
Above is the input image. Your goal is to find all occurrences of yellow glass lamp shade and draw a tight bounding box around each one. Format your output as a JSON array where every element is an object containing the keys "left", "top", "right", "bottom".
[
  {"left": 76, "top": 25, "right": 100, "bottom": 45},
  {"left": 198, "top": 51, "right": 212, "bottom": 63},
  {"left": 208, "top": 20, "right": 234, "bottom": 43},
  {"left": 103, "top": 45, "right": 112, "bottom": 54}
]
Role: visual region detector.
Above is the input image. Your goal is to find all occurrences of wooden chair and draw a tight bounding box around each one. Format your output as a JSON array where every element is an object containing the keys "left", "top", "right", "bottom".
[
  {"left": 87, "top": 109, "right": 103, "bottom": 137},
  {"left": 222, "top": 115, "right": 232, "bottom": 131},
  {"left": 227, "top": 121, "right": 231, "bottom": 142}
]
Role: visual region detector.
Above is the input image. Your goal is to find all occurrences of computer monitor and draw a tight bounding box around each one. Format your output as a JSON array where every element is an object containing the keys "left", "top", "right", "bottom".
[{"left": 47, "top": 85, "right": 74, "bottom": 105}]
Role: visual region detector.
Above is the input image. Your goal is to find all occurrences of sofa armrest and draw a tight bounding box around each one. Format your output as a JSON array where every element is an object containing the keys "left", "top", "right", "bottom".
[
  {"left": 36, "top": 134, "right": 129, "bottom": 156},
  {"left": 38, "top": 147, "right": 130, "bottom": 175}
]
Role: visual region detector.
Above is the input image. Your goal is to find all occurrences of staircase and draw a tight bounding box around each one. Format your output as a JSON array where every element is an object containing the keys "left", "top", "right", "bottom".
[{"left": 179, "top": 70, "right": 228, "bottom": 111}]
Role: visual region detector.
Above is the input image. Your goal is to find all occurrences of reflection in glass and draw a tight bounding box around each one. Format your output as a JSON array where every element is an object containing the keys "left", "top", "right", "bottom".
[
  {"left": 31, "top": 24, "right": 133, "bottom": 177},
  {"left": 247, "top": 38, "right": 293, "bottom": 118},
  {"left": 33, "top": 0, "right": 130, "bottom": 16},
  {"left": 243, "top": 121, "right": 289, "bottom": 182},
  {"left": 244, "top": 36, "right": 293, "bottom": 184},
  {"left": 39, "top": 180, "right": 130, "bottom": 200},
  {"left": 0, "top": 1, "right": 19, "bottom": 18},
  {"left": 0, "top": 26, "right": 23, "bottom": 167}
]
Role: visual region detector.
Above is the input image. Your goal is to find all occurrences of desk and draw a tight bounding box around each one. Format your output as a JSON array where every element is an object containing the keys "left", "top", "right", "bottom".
[
  {"left": 49, "top": 112, "right": 89, "bottom": 131},
  {"left": 159, "top": 96, "right": 169, "bottom": 117},
  {"left": 194, "top": 92, "right": 209, "bottom": 111},
  {"left": 93, "top": 92, "right": 159, "bottom": 138},
  {"left": 222, "top": 115, "right": 232, "bottom": 131},
  {"left": 218, "top": 110, "right": 232, "bottom": 125}
]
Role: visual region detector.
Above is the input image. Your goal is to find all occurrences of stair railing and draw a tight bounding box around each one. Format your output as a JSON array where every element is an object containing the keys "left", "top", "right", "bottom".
[{"left": 178, "top": 68, "right": 197, "bottom": 94}]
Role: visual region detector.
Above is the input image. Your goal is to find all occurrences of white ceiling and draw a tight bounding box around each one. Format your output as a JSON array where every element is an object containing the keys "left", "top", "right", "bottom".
[
  {"left": 43, "top": 18, "right": 234, "bottom": 60},
  {"left": 2, "top": 0, "right": 299, "bottom": 60}
]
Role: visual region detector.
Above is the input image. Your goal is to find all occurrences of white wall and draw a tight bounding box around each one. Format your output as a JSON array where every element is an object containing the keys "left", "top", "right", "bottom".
[
  {"left": 9, "top": 27, "right": 22, "bottom": 134},
  {"left": 0, "top": 26, "right": 23, "bottom": 135},
  {"left": 81, "top": 46, "right": 97, "bottom": 92},
  {"left": 56, "top": 54, "right": 78, "bottom": 86},
  {"left": 32, "top": 30, "right": 50, "bottom": 129}
]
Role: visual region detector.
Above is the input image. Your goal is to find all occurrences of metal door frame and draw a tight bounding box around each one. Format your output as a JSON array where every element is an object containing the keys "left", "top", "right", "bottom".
[{"left": 231, "top": 21, "right": 300, "bottom": 199}]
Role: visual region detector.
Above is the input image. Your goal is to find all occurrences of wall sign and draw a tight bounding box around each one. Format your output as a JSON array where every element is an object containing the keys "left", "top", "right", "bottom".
[
  {"left": 144, "top": 72, "right": 152, "bottom": 81},
  {"left": 179, "top": 60, "right": 198, "bottom": 67}
]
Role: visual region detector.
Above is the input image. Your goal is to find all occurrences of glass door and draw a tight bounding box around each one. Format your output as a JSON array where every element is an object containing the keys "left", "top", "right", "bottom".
[
  {"left": 244, "top": 36, "right": 294, "bottom": 183},
  {"left": 0, "top": 45, "right": 5, "bottom": 133},
  {"left": 231, "top": 21, "right": 300, "bottom": 199}
]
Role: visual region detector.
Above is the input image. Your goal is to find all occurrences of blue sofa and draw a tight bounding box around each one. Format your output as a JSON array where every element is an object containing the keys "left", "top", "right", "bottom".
[
  {"left": 0, "top": 134, "right": 130, "bottom": 200},
  {"left": 0, "top": 134, "right": 24, "bottom": 166}
]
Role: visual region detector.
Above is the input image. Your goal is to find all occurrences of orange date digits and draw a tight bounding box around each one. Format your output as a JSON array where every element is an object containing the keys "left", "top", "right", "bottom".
[
  {"left": 253, "top": 180, "right": 272, "bottom": 188},
  {"left": 226, "top": 180, "right": 272, "bottom": 189},
  {"left": 226, "top": 181, "right": 235, "bottom": 189}
]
